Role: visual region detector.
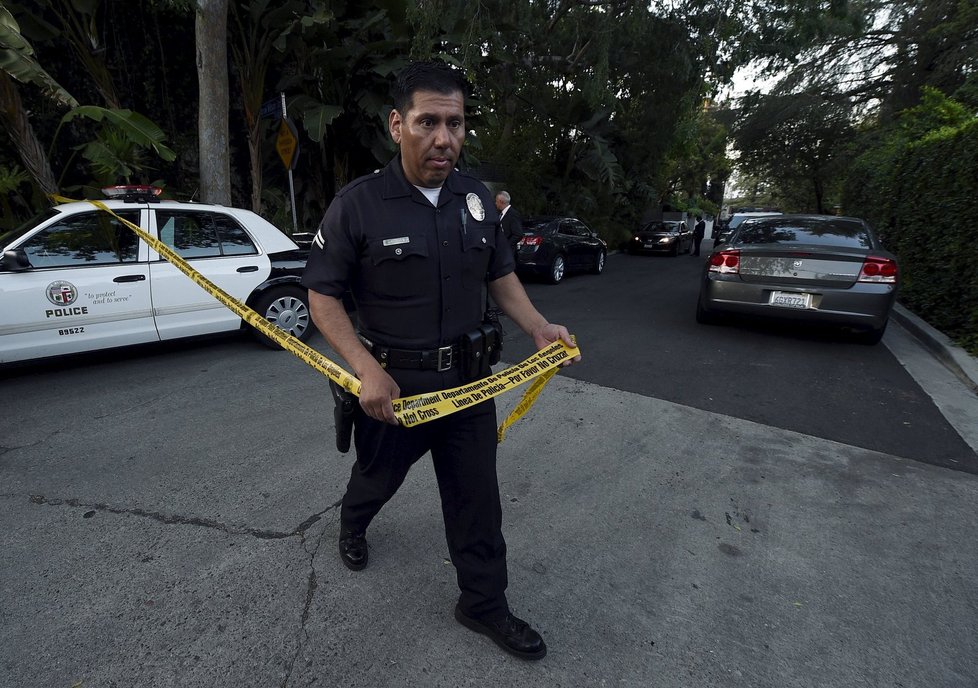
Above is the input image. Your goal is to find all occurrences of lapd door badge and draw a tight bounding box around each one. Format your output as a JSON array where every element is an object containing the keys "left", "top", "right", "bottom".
[{"left": 465, "top": 193, "right": 485, "bottom": 221}]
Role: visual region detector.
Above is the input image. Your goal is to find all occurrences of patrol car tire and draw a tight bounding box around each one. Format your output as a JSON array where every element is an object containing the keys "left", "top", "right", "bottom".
[
  {"left": 252, "top": 286, "right": 313, "bottom": 348},
  {"left": 548, "top": 255, "right": 566, "bottom": 284}
]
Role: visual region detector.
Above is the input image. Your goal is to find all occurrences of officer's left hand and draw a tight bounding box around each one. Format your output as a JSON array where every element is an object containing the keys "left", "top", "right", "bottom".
[{"left": 531, "top": 323, "right": 581, "bottom": 366}]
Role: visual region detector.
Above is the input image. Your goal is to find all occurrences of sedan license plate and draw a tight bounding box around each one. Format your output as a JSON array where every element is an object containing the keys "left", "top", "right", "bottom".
[{"left": 769, "top": 291, "right": 812, "bottom": 309}]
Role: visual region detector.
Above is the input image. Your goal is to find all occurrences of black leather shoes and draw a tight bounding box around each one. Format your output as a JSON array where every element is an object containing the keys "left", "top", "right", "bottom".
[
  {"left": 338, "top": 531, "right": 368, "bottom": 571},
  {"left": 454, "top": 604, "right": 547, "bottom": 660}
]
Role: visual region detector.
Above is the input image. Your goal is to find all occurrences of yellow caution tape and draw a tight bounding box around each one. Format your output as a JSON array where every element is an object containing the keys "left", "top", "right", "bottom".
[
  {"left": 392, "top": 337, "right": 577, "bottom": 429},
  {"left": 496, "top": 366, "right": 559, "bottom": 443},
  {"left": 59, "top": 195, "right": 580, "bottom": 433}
]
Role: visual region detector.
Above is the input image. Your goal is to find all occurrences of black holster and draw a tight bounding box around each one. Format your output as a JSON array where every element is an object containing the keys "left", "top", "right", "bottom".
[
  {"left": 459, "top": 311, "right": 504, "bottom": 382},
  {"left": 329, "top": 380, "right": 357, "bottom": 453}
]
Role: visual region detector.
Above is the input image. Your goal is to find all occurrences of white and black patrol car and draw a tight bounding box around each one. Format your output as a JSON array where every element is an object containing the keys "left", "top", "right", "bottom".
[{"left": 0, "top": 186, "right": 313, "bottom": 364}]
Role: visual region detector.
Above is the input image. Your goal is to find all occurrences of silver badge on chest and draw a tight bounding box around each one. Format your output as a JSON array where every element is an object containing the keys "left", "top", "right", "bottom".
[{"left": 465, "top": 193, "right": 485, "bottom": 222}]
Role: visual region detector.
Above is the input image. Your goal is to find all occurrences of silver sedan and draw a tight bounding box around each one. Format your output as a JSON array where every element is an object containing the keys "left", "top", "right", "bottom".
[{"left": 695, "top": 214, "right": 898, "bottom": 344}]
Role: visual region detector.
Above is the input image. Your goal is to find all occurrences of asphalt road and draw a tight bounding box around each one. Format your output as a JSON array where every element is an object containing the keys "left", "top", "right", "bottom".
[
  {"left": 504, "top": 247, "right": 978, "bottom": 473},
  {"left": 2, "top": 248, "right": 977, "bottom": 687}
]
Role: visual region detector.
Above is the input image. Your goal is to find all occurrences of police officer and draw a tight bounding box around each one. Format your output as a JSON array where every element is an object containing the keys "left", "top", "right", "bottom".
[{"left": 301, "top": 61, "right": 579, "bottom": 661}]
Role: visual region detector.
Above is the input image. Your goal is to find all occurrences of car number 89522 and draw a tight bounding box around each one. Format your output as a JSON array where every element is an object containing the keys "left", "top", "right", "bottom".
[{"left": 58, "top": 327, "right": 85, "bottom": 336}]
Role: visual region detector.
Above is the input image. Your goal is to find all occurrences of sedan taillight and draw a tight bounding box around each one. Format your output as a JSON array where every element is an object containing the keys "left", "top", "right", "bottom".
[
  {"left": 708, "top": 249, "right": 740, "bottom": 274},
  {"left": 858, "top": 256, "right": 898, "bottom": 283},
  {"left": 519, "top": 236, "right": 543, "bottom": 248}
]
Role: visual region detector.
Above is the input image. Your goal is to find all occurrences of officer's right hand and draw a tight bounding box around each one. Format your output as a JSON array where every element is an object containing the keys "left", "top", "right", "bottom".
[{"left": 358, "top": 366, "right": 401, "bottom": 425}]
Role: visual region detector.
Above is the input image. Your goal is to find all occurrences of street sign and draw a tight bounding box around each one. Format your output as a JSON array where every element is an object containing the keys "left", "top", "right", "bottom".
[
  {"left": 276, "top": 118, "right": 299, "bottom": 170},
  {"left": 260, "top": 98, "right": 281, "bottom": 119}
]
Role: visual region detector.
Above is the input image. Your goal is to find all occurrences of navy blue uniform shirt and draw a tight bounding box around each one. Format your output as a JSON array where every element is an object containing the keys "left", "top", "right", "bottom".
[{"left": 302, "top": 156, "right": 515, "bottom": 350}]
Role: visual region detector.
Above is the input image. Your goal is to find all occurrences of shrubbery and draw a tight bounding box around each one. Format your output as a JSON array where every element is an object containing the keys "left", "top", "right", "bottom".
[{"left": 843, "top": 90, "right": 978, "bottom": 355}]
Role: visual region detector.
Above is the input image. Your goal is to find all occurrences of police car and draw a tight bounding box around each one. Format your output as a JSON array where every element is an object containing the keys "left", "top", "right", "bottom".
[{"left": 0, "top": 186, "right": 313, "bottom": 363}]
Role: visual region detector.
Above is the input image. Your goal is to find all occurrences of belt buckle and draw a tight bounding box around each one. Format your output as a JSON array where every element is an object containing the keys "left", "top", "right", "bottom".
[{"left": 436, "top": 344, "right": 453, "bottom": 372}]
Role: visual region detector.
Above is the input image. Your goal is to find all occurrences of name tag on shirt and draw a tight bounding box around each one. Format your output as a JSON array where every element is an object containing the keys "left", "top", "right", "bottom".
[{"left": 383, "top": 237, "right": 410, "bottom": 246}]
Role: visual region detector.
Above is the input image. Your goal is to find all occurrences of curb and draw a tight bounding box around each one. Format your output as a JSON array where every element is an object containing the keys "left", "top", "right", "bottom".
[{"left": 891, "top": 303, "right": 978, "bottom": 395}]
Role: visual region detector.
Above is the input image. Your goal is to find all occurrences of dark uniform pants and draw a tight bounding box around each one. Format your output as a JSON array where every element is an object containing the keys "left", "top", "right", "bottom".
[{"left": 340, "top": 380, "right": 509, "bottom": 620}]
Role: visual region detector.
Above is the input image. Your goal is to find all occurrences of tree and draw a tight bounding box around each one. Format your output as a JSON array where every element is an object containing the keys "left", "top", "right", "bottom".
[
  {"left": 4, "top": 0, "right": 822, "bottom": 233},
  {"left": 739, "top": 0, "right": 978, "bottom": 117},
  {"left": 1, "top": 2, "right": 181, "bottom": 203},
  {"left": 442, "top": 0, "right": 729, "bottom": 239},
  {"left": 732, "top": 90, "right": 854, "bottom": 213},
  {"left": 195, "top": 0, "right": 231, "bottom": 205},
  {"left": 0, "top": 5, "right": 75, "bottom": 196},
  {"left": 659, "top": 104, "right": 731, "bottom": 215},
  {"left": 229, "top": 0, "right": 325, "bottom": 214}
]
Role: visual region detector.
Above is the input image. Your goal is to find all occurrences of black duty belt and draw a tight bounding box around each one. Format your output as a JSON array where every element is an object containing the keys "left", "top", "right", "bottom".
[{"left": 359, "top": 335, "right": 458, "bottom": 372}]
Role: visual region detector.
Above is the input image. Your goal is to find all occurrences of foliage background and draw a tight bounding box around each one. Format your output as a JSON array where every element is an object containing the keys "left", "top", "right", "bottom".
[
  {"left": 2, "top": 0, "right": 978, "bottom": 351},
  {"left": 0, "top": 0, "right": 736, "bottom": 248},
  {"left": 843, "top": 91, "right": 978, "bottom": 354}
]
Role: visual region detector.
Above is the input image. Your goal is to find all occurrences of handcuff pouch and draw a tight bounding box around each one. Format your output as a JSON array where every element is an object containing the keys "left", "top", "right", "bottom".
[{"left": 460, "top": 319, "right": 503, "bottom": 381}]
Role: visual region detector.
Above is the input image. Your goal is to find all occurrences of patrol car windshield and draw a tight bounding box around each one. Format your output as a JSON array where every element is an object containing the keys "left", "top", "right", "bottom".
[{"left": 0, "top": 209, "right": 59, "bottom": 248}]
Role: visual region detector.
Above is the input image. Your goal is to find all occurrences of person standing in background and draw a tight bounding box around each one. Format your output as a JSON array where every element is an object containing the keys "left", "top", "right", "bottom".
[
  {"left": 692, "top": 215, "right": 706, "bottom": 256},
  {"left": 495, "top": 190, "right": 523, "bottom": 257}
]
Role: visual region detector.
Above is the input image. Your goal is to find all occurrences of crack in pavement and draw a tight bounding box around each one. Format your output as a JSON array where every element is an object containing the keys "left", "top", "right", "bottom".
[
  {"left": 28, "top": 492, "right": 340, "bottom": 683},
  {"left": 27, "top": 493, "right": 342, "bottom": 539},
  {"left": 0, "top": 437, "right": 55, "bottom": 456},
  {"left": 90, "top": 389, "right": 182, "bottom": 420},
  {"left": 281, "top": 513, "right": 331, "bottom": 688}
]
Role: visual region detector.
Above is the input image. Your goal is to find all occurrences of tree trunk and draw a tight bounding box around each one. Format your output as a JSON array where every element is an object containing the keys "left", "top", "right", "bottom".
[
  {"left": 196, "top": 0, "right": 232, "bottom": 205},
  {"left": 813, "top": 177, "right": 825, "bottom": 214},
  {"left": 246, "top": 117, "right": 262, "bottom": 214},
  {"left": 0, "top": 73, "right": 59, "bottom": 196}
]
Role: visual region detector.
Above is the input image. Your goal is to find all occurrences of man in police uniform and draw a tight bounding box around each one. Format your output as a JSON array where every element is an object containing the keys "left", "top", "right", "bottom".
[{"left": 301, "top": 61, "right": 579, "bottom": 661}]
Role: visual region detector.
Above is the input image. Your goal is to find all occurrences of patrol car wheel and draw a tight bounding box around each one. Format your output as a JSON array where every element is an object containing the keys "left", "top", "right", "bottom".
[
  {"left": 548, "top": 255, "right": 566, "bottom": 284},
  {"left": 253, "top": 286, "right": 312, "bottom": 348}
]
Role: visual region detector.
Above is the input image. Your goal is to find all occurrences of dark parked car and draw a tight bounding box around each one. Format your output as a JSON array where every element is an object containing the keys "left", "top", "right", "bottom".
[
  {"left": 515, "top": 216, "right": 607, "bottom": 284},
  {"left": 628, "top": 220, "right": 692, "bottom": 256},
  {"left": 713, "top": 211, "right": 782, "bottom": 246},
  {"left": 696, "top": 214, "right": 898, "bottom": 344}
]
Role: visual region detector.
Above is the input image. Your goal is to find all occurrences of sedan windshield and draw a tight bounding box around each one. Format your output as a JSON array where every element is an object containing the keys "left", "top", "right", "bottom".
[
  {"left": 736, "top": 219, "right": 873, "bottom": 248},
  {"left": 640, "top": 222, "right": 676, "bottom": 233}
]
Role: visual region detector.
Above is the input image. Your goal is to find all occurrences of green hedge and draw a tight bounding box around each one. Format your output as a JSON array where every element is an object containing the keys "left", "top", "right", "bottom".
[{"left": 843, "top": 118, "right": 978, "bottom": 355}]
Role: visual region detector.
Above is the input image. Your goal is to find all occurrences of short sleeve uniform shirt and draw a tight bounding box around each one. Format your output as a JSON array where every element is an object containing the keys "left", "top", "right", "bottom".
[{"left": 302, "top": 156, "right": 514, "bottom": 350}]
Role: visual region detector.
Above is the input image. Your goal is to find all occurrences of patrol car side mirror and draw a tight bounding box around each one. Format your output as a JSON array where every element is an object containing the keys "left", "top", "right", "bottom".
[{"left": 0, "top": 248, "right": 30, "bottom": 272}]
